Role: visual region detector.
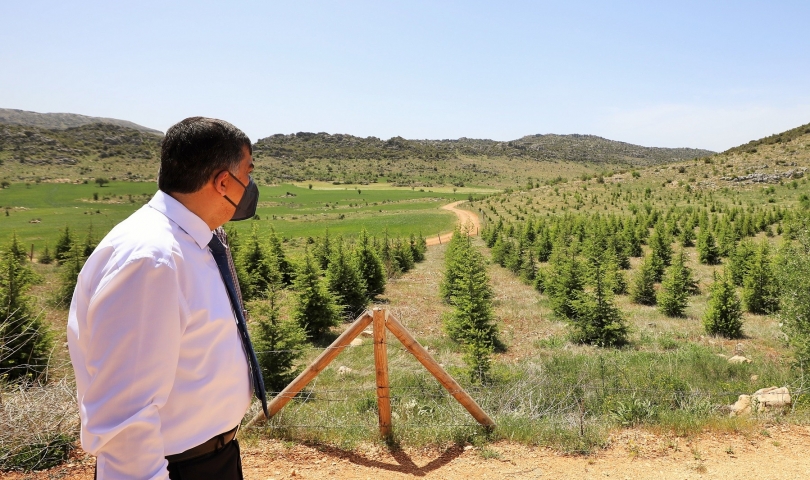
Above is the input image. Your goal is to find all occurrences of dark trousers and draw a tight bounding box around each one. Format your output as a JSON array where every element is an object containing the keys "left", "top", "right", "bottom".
[{"left": 94, "top": 439, "right": 243, "bottom": 480}]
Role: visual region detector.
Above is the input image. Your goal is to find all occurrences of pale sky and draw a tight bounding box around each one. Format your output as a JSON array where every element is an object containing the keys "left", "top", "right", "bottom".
[{"left": 1, "top": 1, "right": 808, "bottom": 151}]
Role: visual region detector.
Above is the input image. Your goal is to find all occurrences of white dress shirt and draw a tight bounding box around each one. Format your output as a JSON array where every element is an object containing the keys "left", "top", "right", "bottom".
[{"left": 67, "top": 190, "right": 251, "bottom": 479}]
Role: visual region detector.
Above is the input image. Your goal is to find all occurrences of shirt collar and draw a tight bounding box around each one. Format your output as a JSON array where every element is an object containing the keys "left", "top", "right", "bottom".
[{"left": 148, "top": 190, "right": 213, "bottom": 250}]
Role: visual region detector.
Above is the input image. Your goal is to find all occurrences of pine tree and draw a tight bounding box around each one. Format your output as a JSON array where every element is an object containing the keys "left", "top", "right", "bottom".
[
  {"left": 657, "top": 251, "right": 690, "bottom": 317},
  {"left": 704, "top": 271, "right": 743, "bottom": 338},
  {"left": 290, "top": 249, "right": 340, "bottom": 339},
  {"left": 629, "top": 254, "right": 657, "bottom": 305},
  {"left": 313, "top": 229, "right": 332, "bottom": 271},
  {"left": 409, "top": 233, "right": 426, "bottom": 263},
  {"left": 443, "top": 242, "right": 500, "bottom": 382},
  {"left": 54, "top": 242, "right": 84, "bottom": 308},
  {"left": 266, "top": 227, "right": 293, "bottom": 287},
  {"left": 392, "top": 237, "right": 415, "bottom": 273},
  {"left": 697, "top": 230, "right": 721, "bottom": 265},
  {"left": 569, "top": 240, "right": 629, "bottom": 347},
  {"left": 679, "top": 223, "right": 695, "bottom": 247},
  {"left": 742, "top": 240, "right": 779, "bottom": 314},
  {"left": 377, "top": 229, "right": 399, "bottom": 278},
  {"left": 353, "top": 228, "right": 386, "bottom": 298},
  {"left": 38, "top": 244, "right": 53, "bottom": 265},
  {"left": 237, "top": 224, "right": 275, "bottom": 302},
  {"left": 7, "top": 233, "right": 28, "bottom": 264},
  {"left": 54, "top": 226, "right": 73, "bottom": 265},
  {"left": 224, "top": 225, "right": 242, "bottom": 256},
  {"left": 250, "top": 269, "right": 307, "bottom": 393},
  {"left": 490, "top": 234, "right": 511, "bottom": 267},
  {"left": 728, "top": 239, "right": 755, "bottom": 286},
  {"left": 649, "top": 222, "right": 673, "bottom": 270},
  {"left": 440, "top": 226, "right": 467, "bottom": 302},
  {"left": 326, "top": 239, "right": 368, "bottom": 319},
  {"left": 519, "top": 250, "right": 537, "bottom": 284},
  {"left": 0, "top": 238, "right": 53, "bottom": 380},
  {"left": 546, "top": 241, "right": 584, "bottom": 320},
  {"left": 777, "top": 228, "right": 810, "bottom": 365},
  {"left": 82, "top": 224, "right": 97, "bottom": 259},
  {"left": 444, "top": 244, "right": 498, "bottom": 345},
  {"left": 463, "top": 327, "right": 494, "bottom": 385}
]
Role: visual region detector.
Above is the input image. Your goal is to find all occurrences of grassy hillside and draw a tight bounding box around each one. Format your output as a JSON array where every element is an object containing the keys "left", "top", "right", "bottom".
[{"left": 0, "top": 123, "right": 162, "bottom": 183}]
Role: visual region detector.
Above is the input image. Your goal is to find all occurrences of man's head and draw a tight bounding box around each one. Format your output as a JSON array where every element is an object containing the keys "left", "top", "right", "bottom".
[
  {"left": 159, "top": 117, "right": 252, "bottom": 194},
  {"left": 159, "top": 117, "right": 256, "bottom": 229}
]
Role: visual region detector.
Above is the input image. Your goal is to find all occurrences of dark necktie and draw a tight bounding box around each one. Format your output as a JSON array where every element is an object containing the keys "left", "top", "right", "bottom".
[{"left": 208, "top": 234, "right": 269, "bottom": 418}]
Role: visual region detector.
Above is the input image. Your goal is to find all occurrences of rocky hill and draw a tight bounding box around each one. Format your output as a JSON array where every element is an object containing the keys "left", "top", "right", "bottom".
[
  {"left": 255, "top": 132, "right": 713, "bottom": 164},
  {"left": 0, "top": 123, "right": 162, "bottom": 182},
  {"left": 0, "top": 108, "right": 162, "bottom": 135}
]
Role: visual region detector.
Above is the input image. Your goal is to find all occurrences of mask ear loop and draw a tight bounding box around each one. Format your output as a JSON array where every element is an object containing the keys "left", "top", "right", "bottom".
[{"left": 222, "top": 171, "right": 248, "bottom": 208}]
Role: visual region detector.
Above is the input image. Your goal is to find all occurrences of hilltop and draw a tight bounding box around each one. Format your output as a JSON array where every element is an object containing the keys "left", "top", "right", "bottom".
[
  {"left": 253, "top": 132, "right": 713, "bottom": 187},
  {"left": 0, "top": 108, "right": 162, "bottom": 135}
]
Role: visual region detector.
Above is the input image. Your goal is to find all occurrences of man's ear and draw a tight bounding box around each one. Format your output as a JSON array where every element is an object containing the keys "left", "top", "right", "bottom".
[{"left": 212, "top": 170, "right": 230, "bottom": 196}]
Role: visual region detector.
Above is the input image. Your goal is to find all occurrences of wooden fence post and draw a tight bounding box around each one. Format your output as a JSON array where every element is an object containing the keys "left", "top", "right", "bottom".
[
  {"left": 245, "top": 311, "right": 373, "bottom": 427},
  {"left": 373, "top": 309, "right": 392, "bottom": 437},
  {"left": 386, "top": 314, "right": 495, "bottom": 428}
]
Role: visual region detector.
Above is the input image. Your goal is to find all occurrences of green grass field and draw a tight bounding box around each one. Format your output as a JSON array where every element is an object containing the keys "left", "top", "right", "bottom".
[{"left": 0, "top": 181, "right": 475, "bottom": 252}]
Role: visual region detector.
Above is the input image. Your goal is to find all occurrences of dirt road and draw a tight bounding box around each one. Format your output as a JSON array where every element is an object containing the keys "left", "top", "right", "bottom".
[
  {"left": 425, "top": 201, "right": 481, "bottom": 247},
  {"left": 12, "top": 425, "right": 810, "bottom": 479}
]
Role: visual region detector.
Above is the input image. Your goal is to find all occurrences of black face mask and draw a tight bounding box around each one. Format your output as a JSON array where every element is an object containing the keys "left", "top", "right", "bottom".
[{"left": 223, "top": 173, "right": 259, "bottom": 221}]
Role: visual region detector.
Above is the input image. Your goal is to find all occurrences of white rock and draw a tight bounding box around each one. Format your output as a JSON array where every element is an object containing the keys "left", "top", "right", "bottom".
[
  {"left": 337, "top": 366, "right": 354, "bottom": 375},
  {"left": 350, "top": 338, "right": 364, "bottom": 346},
  {"left": 728, "top": 355, "right": 751, "bottom": 364},
  {"left": 729, "top": 386, "right": 791, "bottom": 416}
]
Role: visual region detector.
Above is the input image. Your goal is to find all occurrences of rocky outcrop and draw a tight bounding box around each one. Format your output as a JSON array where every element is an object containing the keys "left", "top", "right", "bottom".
[
  {"left": 722, "top": 169, "right": 806, "bottom": 184},
  {"left": 728, "top": 387, "right": 791, "bottom": 416}
]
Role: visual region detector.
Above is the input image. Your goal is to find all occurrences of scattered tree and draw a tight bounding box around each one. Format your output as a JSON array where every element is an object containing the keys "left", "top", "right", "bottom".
[
  {"left": 0, "top": 238, "right": 53, "bottom": 380},
  {"left": 326, "top": 239, "right": 368, "bottom": 319},
  {"left": 290, "top": 249, "right": 340, "bottom": 339},
  {"left": 704, "top": 271, "right": 743, "bottom": 338}
]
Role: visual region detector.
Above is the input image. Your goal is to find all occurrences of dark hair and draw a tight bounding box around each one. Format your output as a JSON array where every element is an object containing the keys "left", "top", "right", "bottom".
[{"left": 158, "top": 117, "right": 252, "bottom": 194}]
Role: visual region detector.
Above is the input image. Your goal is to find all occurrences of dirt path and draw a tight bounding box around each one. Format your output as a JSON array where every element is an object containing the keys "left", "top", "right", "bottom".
[
  {"left": 425, "top": 201, "right": 481, "bottom": 247},
  {"left": 11, "top": 425, "right": 810, "bottom": 479}
]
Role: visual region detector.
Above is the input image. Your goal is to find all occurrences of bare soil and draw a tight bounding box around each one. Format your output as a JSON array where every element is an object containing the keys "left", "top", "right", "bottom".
[
  {"left": 6, "top": 425, "right": 810, "bottom": 479},
  {"left": 425, "top": 201, "right": 480, "bottom": 246}
]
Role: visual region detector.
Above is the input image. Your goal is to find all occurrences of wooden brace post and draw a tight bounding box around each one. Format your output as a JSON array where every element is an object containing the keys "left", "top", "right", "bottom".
[
  {"left": 373, "top": 309, "right": 392, "bottom": 437},
  {"left": 245, "top": 311, "right": 373, "bottom": 428},
  {"left": 386, "top": 314, "right": 495, "bottom": 428}
]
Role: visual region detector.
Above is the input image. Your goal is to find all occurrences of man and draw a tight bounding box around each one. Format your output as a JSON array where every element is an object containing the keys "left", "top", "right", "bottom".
[{"left": 67, "top": 117, "right": 266, "bottom": 479}]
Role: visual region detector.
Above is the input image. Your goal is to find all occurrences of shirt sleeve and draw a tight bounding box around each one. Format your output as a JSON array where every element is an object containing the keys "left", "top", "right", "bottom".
[{"left": 79, "top": 256, "right": 182, "bottom": 479}]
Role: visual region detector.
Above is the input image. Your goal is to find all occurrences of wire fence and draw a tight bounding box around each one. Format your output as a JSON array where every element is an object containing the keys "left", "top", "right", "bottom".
[{"left": 2, "top": 324, "right": 808, "bottom": 470}]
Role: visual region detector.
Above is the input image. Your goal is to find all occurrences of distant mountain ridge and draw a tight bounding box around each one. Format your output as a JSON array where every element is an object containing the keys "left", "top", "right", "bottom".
[
  {"left": 0, "top": 108, "right": 162, "bottom": 135},
  {"left": 256, "top": 131, "right": 714, "bottom": 165}
]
